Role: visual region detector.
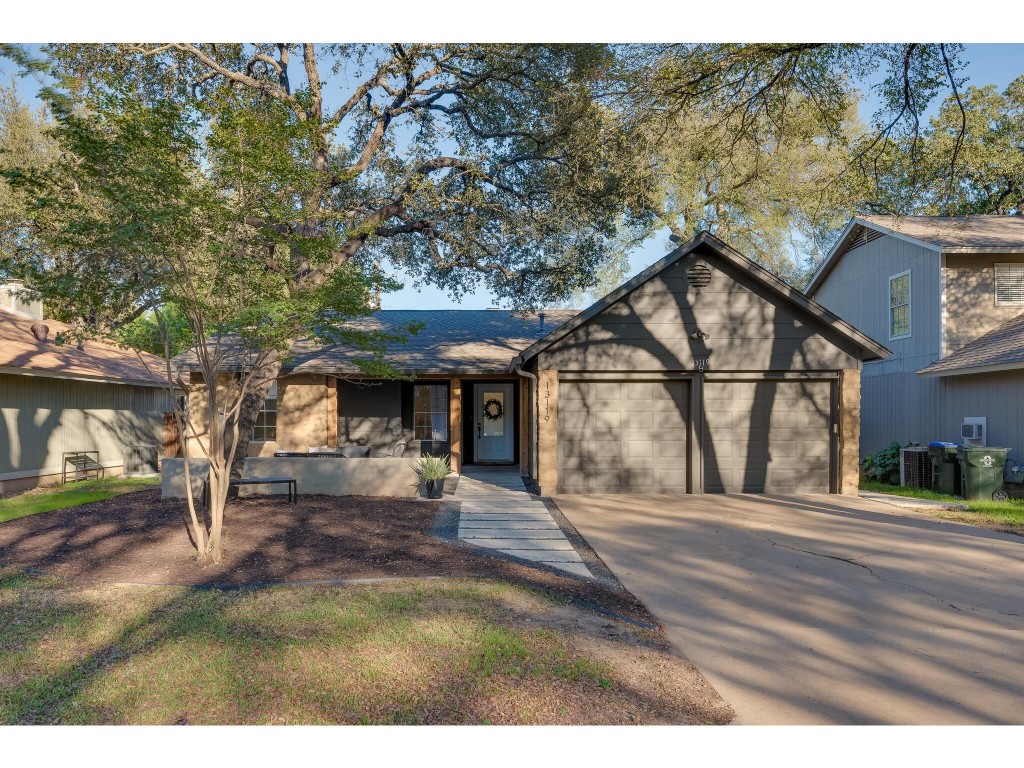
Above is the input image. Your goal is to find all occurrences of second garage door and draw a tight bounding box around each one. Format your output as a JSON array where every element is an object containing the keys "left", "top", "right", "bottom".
[
  {"left": 558, "top": 380, "right": 689, "bottom": 493},
  {"left": 702, "top": 379, "right": 833, "bottom": 493}
]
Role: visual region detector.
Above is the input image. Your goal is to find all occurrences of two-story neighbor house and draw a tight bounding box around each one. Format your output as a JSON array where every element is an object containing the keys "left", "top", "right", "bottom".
[{"left": 808, "top": 215, "right": 1024, "bottom": 466}]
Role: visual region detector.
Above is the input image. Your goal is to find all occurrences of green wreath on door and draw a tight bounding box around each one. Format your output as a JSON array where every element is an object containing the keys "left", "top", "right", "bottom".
[{"left": 482, "top": 398, "right": 504, "bottom": 421}]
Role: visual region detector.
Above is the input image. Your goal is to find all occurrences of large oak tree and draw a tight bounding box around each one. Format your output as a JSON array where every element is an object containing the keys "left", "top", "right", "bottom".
[{"left": 4, "top": 43, "right": 653, "bottom": 471}]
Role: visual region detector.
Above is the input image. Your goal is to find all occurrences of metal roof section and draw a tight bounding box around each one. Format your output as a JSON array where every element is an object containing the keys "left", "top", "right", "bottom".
[{"left": 512, "top": 231, "right": 891, "bottom": 369}]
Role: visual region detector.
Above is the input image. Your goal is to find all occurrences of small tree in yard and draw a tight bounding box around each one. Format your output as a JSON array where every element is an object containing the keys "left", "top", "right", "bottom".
[{"left": 3, "top": 85, "right": 403, "bottom": 562}]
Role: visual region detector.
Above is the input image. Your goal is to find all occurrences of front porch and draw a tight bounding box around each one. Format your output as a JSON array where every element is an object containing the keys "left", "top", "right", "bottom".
[
  {"left": 175, "top": 373, "right": 531, "bottom": 498},
  {"left": 334, "top": 376, "right": 526, "bottom": 474}
]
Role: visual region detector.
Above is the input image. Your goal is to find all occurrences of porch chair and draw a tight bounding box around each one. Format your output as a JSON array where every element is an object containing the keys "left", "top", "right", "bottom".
[{"left": 375, "top": 439, "right": 407, "bottom": 458}]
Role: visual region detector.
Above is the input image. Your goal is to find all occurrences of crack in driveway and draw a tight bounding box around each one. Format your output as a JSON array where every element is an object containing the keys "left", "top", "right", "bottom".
[{"left": 759, "top": 533, "right": 967, "bottom": 614}]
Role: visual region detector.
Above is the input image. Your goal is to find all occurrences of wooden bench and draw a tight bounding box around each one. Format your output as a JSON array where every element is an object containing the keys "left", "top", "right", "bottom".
[
  {"left": 202, "top": 476, "right": 298, "bottom": 506},
  {"left": 62, "top": 451, "right": 103, "bottom": 484}
]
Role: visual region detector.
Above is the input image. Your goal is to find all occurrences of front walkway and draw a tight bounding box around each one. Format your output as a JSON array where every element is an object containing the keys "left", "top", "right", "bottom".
[{"left": 455, "top": 466, "right": 592, "bottom": 578}]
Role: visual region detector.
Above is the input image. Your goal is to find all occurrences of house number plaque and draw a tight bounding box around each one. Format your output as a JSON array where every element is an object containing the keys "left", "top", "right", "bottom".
[{"left": 543, "top": 381, "right": 551, "bottom": 422}]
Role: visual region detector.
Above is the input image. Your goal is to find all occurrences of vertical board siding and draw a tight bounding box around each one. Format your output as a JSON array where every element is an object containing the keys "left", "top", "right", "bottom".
[
  {"left": 813, "top": 234, "right": 940, "bottom": 360},
  {"left": 938, "top": 372, "right": 1024, "bottom": 467},
  {"left": 858, "top": 367, "right": 943, "bottom": 455},
  {"left": 0, "top": 373, "right": 169, "bottom": 477},
  {"left": 813, "top": 234, "right": 943, "bottom": 456}
]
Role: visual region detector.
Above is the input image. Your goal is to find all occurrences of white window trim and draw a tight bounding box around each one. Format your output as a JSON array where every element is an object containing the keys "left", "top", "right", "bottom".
[
  {"left": 994, "top": 262, "right": 1024, "bottom": 307},
  {"left": 889, "top": 269, "right": 912, "bottom": 341}
]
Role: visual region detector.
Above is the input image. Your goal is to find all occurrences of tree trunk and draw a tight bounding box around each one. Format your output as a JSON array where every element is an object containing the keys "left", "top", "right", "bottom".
[{"left": 226, "top": 355, "right": 284, "bottom": 481}]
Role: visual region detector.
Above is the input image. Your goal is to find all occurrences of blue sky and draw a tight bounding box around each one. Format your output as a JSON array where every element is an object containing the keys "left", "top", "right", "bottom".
[{"left": 3, "top": 42, "right": 1024, "bottom": 310}]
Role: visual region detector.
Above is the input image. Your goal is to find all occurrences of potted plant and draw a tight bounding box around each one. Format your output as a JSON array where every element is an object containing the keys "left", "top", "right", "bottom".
[{"left": 416, "top": 454, "right": 451, "bottom": 499}]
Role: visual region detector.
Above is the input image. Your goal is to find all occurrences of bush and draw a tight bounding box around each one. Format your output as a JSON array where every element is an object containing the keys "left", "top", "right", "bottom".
[
  {"left": 415, "top": 454, "right": 451, "bottom": 482},
  {"left": 861, "top": 441, "right": 904, "bottom": 485}
]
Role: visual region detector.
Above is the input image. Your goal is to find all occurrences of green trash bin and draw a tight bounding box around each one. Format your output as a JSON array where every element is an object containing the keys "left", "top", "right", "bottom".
[
  {"left": 957, "top": 446, "right": 1009, "bottom": 500},
  {"left": 928, "top": 442, "right": 961, "bottom": 496}
]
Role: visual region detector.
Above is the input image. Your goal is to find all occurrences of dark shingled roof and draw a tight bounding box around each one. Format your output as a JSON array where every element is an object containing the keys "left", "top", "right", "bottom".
[
  {"left": 918, "top": 311, "right": 1024, "bottom": 377},
  {"left": 280, "top": 309, "right": 579, "bottom": 375}
]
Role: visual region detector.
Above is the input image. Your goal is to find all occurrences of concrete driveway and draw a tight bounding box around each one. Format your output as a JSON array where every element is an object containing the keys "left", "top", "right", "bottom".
[{"left": 553, "top": 493, "right": 1024, "bottom": 724}]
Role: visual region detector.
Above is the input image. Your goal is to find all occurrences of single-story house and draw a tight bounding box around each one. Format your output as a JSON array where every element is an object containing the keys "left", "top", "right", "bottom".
[
  {"left": 807, "top": 215, "right": 1024, "bottom": 467},
  {"left": 178, "top": 232, "right": 889, "bottom": 496},
  {"left": 0, "top": 280, "right": 172, "bottom": 493}
]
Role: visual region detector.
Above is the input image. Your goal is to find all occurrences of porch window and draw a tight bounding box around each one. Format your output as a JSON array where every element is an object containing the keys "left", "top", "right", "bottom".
[
  {"left": 251, "top": 381, "right": 278, "bottom": 442},
  {"left": 413, "top": 383, "right": 448, "bottom": 441},
  {"left": 889, "top": 270, "right": 911, "bottom": 339}
]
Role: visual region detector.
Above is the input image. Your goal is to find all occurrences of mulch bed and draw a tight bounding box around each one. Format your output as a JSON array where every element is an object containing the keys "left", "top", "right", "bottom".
[{"left": 0, "top": 491, "right": 656, "bottom": 626}]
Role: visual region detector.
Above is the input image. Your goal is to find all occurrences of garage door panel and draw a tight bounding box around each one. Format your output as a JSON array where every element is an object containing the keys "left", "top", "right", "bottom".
[
  {"left": 558, "top": 380, "right": 689, "bottom": 494},
  {"left": 626, "top": 383, "right": 653, "bottom": 400},
  {"left": 626, "top": 440, "right": 653, "bottom": 458},
  {"left": 657, "top": 440, "right": 686, "bottom": 459},
  {"left": 703, "top": 380, "right": 831, "bottom": 494}
]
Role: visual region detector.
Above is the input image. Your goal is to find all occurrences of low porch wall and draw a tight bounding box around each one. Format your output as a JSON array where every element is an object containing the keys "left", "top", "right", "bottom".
[{"left": 161, "top": 457, "right": 422, "bottom": 499}]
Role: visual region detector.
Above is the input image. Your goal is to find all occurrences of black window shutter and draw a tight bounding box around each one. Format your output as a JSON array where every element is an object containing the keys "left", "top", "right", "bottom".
[{"left": 400, "top": 382, "right": 414, "bottom": 431}]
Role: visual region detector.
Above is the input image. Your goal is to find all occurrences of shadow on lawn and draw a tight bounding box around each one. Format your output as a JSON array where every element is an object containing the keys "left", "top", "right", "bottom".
[{"left": 0, "top": 578, "right": 729, "bottom": 725}]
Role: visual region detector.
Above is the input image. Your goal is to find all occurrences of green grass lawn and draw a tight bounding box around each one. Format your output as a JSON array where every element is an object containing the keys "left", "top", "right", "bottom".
[
  {"left": 860, "top": 480, "right": 1024, "bottom": 528},
  {"left": 0, "top": 477, "right": 159, "bottom": 524},
  {"left": 0, "top": 572, "right": 726, "bottom": 725}
]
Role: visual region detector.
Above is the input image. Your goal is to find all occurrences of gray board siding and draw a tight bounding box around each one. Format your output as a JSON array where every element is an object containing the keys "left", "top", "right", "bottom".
[
  {"left": 858, "top": 365, "right": 942, "bottom": 455},
  {"left": 812, "top": 234, "right": 942, "bottom": 456},
  {"left": 866, "top": 368, "right": 1024, "bottom": 469},
  {"left": 539, "top": 250, "right": 861, "bottom": 373},
  {"left": 812, "top": 234, "right": 940, "bottom": 362},
  {"left": 0, "top": 373, "right": 168, "bottom": 478},
  {"left": 938, "top": 371, "right": 1024, "bottom": 468}
]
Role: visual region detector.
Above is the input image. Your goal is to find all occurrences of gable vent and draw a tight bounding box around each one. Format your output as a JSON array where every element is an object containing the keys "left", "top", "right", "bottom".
[
  {"left": 995, "top": 263, "right": 1024, "bottom": 305},
  {"left": 687, "top": 263, "right": 713, "bottom": 293},
  {"left": 843, "top": 226, "right": 884, "bottom": 254}
]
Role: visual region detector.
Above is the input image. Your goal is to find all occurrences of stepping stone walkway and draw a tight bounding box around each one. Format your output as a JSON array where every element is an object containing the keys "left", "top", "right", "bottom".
[{"left": 455, "top": 466, "right": 592, "bottom": 579}]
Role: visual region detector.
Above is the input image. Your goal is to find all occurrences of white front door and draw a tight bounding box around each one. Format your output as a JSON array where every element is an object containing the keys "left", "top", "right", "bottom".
[{"left": 474, "top": 383, "right": 515, "bottom": 463}]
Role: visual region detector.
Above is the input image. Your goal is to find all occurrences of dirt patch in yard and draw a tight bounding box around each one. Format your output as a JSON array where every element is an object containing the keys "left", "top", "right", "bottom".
[{"left": 0, "top": 490, "right": 655, "bottom": 627}]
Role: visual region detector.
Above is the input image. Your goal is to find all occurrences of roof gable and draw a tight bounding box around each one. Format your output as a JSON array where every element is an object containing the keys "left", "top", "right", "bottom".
[
  {"left": 513, "top": 231, "right": 890, "bottom": 368},
  {"left": 807, "top": 215, "right": 1024, "bottom": 294}
]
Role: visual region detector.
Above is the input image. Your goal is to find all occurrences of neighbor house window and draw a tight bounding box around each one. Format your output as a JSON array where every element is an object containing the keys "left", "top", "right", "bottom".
[
  {"left": 413, "top": 383, "right": 448, "bottom": 441},
  {"left": 995, "top": 263, "right": 1024, "bottom": 305},
  {"left": 251, "top": 381, "right": 278, "bottom": 442},
  {"left": 889, "top": 270, "right": 911, "bottom": 339}
]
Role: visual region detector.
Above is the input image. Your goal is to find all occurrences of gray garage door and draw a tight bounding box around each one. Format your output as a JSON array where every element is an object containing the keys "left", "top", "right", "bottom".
[
  {"left": 558, "top": 380, "right": 689, "bottom": 493},
  {"left": 702, "top": 380, "right": 832, "bottom": 493}
]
